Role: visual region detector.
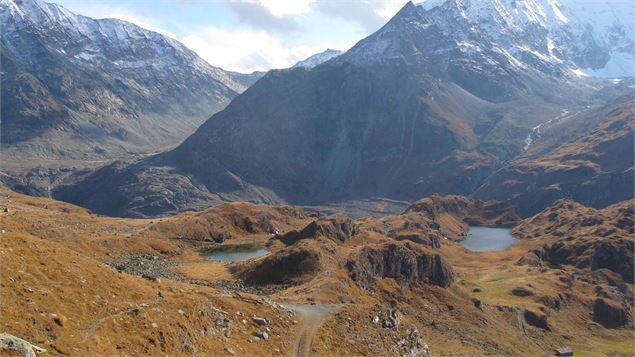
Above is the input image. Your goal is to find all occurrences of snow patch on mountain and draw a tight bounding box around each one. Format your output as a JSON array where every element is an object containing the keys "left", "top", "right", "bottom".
[
  {"left": 292, "top": 49, "right": 342, "bottom": 69},
  {"left": 409, "top": 0, "right": 635, "bottom": 78}
]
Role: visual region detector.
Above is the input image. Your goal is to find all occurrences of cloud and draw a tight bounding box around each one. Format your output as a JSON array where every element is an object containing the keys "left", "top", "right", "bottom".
[
  {"left": 225, "top": 0, "right": 405, "bottom": 33},
  {"left": 315, "top": 0, "right": 407, "bottom": 31},
  {"left": 226, "top": 2, "right": 299, "bottom": 32},
  {"left": 238, "top": 0, "right": 315, "bottom": 17},
  {"left": 182, "top": 27, "right": 320, "bottom": 72},
  {"left": 103, "top": 13, "right": 178, "bottom": 39}
]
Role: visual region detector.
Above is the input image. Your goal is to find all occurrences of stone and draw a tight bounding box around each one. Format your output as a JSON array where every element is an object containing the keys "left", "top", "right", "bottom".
[
  {"left": 555, "top": 346, "right": 573, "bottom": 356},
  {"left": 381, "top": 308, "right": 402, "bottom": 329},
  {"left": 0, "top": 333, "right": 47, "bottom": 357},
  {"left": 252, "top": 316, "right": 268, "bottom": 326},
  {"left": 224, "top": 347, "right": 235, "bottom": 355},
  {"left": 51, "top": 313, "right": 67, "bottom": 327},
  {"left": 254, "top": 331, "right": 269, "bottom": 340}
]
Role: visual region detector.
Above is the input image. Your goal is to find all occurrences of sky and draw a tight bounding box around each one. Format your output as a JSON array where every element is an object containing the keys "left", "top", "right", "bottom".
[{"left": 52, "top": 0, "right": 411, "bottom": 72}]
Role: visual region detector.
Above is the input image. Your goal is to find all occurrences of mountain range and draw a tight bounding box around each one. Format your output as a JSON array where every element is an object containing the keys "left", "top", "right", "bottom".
[
  {"left": 49, "top": 0, "right": 634, "bottom": 218},
  {"left": 0, "top": 0, "right": 262, "bottom": 172},
  {"left": 1, "top": 1, "right": 633, "bottom": 355}
]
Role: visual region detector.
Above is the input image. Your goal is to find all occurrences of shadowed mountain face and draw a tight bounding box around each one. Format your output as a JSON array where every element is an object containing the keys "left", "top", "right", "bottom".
[
  {"left": 53, "top": 1, "right": 632, "bottom": 218},
  {"left": 0, "top": 0, "right": 261, "bottom": 170}
]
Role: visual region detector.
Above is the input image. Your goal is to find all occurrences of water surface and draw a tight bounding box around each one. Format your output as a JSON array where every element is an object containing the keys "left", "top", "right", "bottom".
[
  {"left": 461, "top": 226, "right": 517, "bottom": 252},
  {"left": 203, "top": 245, "right": 269, "bottom": 262}
]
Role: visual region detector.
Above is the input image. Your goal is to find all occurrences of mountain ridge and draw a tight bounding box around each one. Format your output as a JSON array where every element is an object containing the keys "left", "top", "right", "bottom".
[{"left": 0, "top": 0, "right": 261, "bottom": 172}]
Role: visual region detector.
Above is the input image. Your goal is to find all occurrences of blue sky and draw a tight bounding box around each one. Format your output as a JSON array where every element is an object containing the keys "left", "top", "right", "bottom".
[{"left": 53, "top": 0, "right": 410, "bottom": 72}]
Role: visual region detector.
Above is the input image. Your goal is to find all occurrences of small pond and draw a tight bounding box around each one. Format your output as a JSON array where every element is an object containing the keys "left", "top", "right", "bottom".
[
  {"left": 461, "top": 226, "right": 518, "bottom": 252},
  {"left": 202, "top": 245, "right": 269, "bottom": 263}
]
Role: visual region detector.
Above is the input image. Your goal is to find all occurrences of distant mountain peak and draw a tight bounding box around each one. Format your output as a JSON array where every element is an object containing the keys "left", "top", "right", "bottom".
[
  {"left": 344, "top": 0, "right": 634, "bottom": 78},
  {"left": 0, "top": 0, "right": 259, "bottom": 165},
  {"left": 292, "top": 48, "right": 342, "bottom": 69}
]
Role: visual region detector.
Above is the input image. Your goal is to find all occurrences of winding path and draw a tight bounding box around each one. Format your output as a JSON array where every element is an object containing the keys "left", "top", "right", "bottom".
[{"left": 288, "top": 304, "right": 340, "bottom": 357}]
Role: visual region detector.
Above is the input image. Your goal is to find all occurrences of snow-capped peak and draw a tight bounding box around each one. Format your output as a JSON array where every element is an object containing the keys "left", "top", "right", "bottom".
[
  {"left": 292, "top": 49, "right": 342, "bottom": 69},
  {"left": 345, "top": 0, "right": 634, "bottom": 78}
]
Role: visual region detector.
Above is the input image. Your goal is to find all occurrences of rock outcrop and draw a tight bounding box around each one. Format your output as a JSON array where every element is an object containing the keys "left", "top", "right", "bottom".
[
  {"left": 232, "top": 243, "right": 322, "bottom": 285},
  {"left": 0, "top": 333, "right": 47, "bottom": 357},
  {"left": 346, "top": 242, "right": 454, "bottom": 289},
  {"left": 592, "top": 299, "right": 630, "bottom": 328},
  {"left": 274, "top": 216, "right": 359, "bottom": 245},
  {"left": 523, "top": 308, "right": 550, "bottom": 330}
]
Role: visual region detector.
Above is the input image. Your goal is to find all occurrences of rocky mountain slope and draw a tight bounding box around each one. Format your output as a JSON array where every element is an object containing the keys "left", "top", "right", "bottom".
[
  {"left": 0, "top": 0, "right": 256, "bottom": 171},
  {"left": 475, "top": 96, "right": 634, "bottom": 216},
  {"left": 53, "top": 1, "right": 632, "bottom": 218}
]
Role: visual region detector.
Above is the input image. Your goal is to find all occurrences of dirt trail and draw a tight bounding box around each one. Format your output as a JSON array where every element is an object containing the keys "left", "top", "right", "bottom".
[{"left": 288, "top": 304, "right": 340, "bottom": 357}]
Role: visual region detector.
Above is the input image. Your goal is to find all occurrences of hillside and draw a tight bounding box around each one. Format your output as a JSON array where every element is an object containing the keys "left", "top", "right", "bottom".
[
  {"left": 1, "top": 186, "right": 632, "bottom": 356},
  {"left": 475, "top": 97, "right": 634, "bottom": 216}
]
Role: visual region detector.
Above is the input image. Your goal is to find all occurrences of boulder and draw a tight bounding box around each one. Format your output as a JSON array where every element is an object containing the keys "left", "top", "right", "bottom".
[
  {"left": 253, "top": 331, "right": 269, "bottom": 340},
  {"left": 0, "top": 333, "right": 47, "bottom": 357},
  {"left": 555, "top": 346, "right": 573, "bottom": 356},
  {"left": 252, "top": 317, "right": 268, "bottom": 326}
]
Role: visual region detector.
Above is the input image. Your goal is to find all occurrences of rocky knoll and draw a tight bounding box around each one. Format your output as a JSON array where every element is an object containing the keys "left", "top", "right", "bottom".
[
  {"left": 273, "top": 216, "right": 359, "bottom": 245},
  {"left": 234, "top": 217, "right": 360, "bottom": 286},
  {"left": 405, "top": 194, "right": 520, "bottom": 226},
  {"left": 232, "top": 242, "right": 323, "bottom": 285},
  {"left": 151, "top": 202, "right": 307, "bottom": 243},
  {"left": 347, "top": 242, "right": 454, "bottom": 289},
  {"left": 235, "top": 215, "right": 454, "bottom": 292},
  {"left": 515, "top": 199, "right": 634, "bottom": 283}
]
